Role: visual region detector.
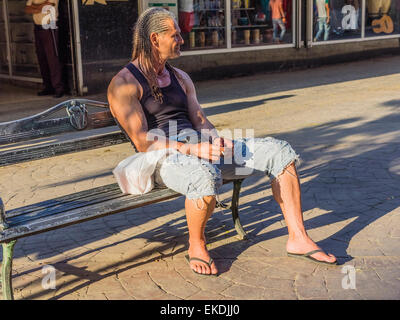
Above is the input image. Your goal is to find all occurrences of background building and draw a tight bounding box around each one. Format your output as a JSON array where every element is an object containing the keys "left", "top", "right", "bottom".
[{"left": 1, "top": 0, "right": 399, "bottom": 95}]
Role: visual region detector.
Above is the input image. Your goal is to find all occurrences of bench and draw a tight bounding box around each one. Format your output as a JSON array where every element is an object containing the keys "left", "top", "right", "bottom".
[{"left": 0, "top": 99, "right": 247, "bottom": 300}]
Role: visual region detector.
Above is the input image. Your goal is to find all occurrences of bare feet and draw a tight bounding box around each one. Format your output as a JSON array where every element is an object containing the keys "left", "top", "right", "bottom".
[
  {"left": 286, "top": 234, "right": 337, "bottom": 264},
  {"left": 188, "top": 240, "right": 218, "bottom": 275}
]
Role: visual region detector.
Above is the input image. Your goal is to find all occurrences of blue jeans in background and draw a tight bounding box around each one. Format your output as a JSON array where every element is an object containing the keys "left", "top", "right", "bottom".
[
  {"left": 315, "top": 17, "right": 330, "bottom": 41},
  {"left": 272, "top": 18, "right": 286, "bottom": 42}
]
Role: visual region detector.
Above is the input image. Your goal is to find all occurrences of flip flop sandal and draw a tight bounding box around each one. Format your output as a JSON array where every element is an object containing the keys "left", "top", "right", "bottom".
[
  {"left": 185, "top": 254, "right": 219, "bottom": 277},
  {"left": 287, "top": 249, "right": 338, "bottom": 266}
]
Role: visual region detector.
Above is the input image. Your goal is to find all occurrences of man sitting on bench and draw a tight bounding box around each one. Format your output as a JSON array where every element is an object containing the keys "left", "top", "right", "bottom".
[{"left": 107, "top": 7, "right": 337, "bottom": 276}]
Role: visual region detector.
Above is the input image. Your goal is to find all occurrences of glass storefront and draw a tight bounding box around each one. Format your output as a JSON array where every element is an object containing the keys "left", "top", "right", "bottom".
[
  {"left": 313, "top": 0, "right": 362, "bottom": 42},
  {"left": 8, "top": 0, "right": 40, "bottom": 77},
  {"left": 178, "top": 0, "right": 294, "bottom": 51},
  {"left": 312, "top": 0, "right": 400, "bottom": 43},
  {"left": 231, "top": 0, "right": 293, "bottom": 47},
  {"left": 0, "top": 0, "right": 41, "bottom": 79},
  {"left": 1, "top": 0, "right": 399, "bottom": 87},
  {"left": 179, "top": 0, "right": 227, "bottom": 50}
]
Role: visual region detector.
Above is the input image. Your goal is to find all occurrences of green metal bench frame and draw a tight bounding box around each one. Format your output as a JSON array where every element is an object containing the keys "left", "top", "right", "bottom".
[{"left": 0, "top": 99, "right": 247, "bottom": 300}]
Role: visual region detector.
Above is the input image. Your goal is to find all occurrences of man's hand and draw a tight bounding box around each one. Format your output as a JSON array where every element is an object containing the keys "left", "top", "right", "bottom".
[
  {"left": 212, "top": 137, "right": 234, "bottom": 159},
  {"left": 187, "top": 142, "right": 223, "bottom": 162}
]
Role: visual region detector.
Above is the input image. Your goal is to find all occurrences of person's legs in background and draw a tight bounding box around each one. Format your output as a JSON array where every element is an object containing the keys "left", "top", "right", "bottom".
[
  {"left": 43, "top": 28, "right": 64, "bottom": 97},
  {"left": 34, "top": 27, "right": 65, "bottom": 98},
  {"left": 323, "top": 19, "right": 330, "bottom": 41},
  {"left": 314, "top": 17, "right": 325, "bottom": 41},
  {"left": 278, "top": 18, "right": 286, "bottom": 42},
  {"left": 272, "top": 18, "right": 279, "bottom": 42},
  {"left": 34, "top": 26, "right": 54, "bottom": 96}
]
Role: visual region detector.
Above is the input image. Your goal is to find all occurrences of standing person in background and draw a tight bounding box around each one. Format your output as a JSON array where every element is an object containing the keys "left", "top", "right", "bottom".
[
  {"left": 25, "top": 0, "right": 65, "bottom": 98},
  {"left": 269, "top": 0, "right": 286, "bottom": 43},
  {"left": 314, "top": 0, "right": 330, "bottom": 41}
]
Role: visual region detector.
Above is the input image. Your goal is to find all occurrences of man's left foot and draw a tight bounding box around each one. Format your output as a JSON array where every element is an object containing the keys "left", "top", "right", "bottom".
[
  {"left": 53, "top": 91, "right": 64, "bottom": 98},
  {"left": 286, "top": 237, "right": 337, "bottom": 264}
]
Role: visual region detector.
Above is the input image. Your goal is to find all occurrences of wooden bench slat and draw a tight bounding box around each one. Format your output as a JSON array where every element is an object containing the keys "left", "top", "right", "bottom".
[
  {"left": 0, "top": 131, "right": 128, "bottom": 166},
  {"left": 0, "top": 187, "right": 180, "bottom": 243},
  {"left": 6, "top": 188, "right": 126, "bottom": 226},
  {"left": 6, "top": 183, "right": 122, "bottom": 218}
]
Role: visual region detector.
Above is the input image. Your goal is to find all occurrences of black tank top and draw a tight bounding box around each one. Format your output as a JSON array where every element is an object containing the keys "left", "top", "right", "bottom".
[{"left": 125, "top": 63, "right": 194, "bottom": 137}]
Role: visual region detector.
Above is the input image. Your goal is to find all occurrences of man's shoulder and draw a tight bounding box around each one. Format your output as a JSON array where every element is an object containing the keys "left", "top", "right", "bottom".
[
  {"left": 171, "top": 66, "right": 194, "bottom": 86},
  {"left": 172, "top": 66, "right": 190, "bottom": 80},
  {"left": 109, "top": 67, "right": 140, "bottom": 96}
]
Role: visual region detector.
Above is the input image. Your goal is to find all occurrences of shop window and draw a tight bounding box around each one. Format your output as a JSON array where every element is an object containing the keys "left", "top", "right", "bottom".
[
  {"left": 231, "top": 0, "right": 293, "bottom": 47},
  {"left": 313, "top": 0, "right": 361, "bottom": 42},
  {"left": 365, "top": 0, "right": 400, "bottom": 37},
  {"left": 179, "top": 0, "right": 226, "bottom": 50},
  {"left": 8, "top": 0, "right": 40, "bottom": 77}
]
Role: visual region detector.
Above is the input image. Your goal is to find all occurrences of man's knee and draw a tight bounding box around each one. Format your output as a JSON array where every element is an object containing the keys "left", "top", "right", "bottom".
[
  {"left": 187, "top": 195, "right": 216, "bottom": 211},
  {"left": 160, "top": 154, "right": 223, "bottom": 199},
  {"left": 250, "top": 137, "right": 300, "bottom": 179},
  {"left": 202, "top": 195, "right": 216, "bottom": 205}
]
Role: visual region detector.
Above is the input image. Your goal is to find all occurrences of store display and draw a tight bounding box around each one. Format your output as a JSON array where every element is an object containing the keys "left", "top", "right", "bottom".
[
  {"left": 252, "top": 28, "right": 260, "bottom": 43},
  {"left": 232, "top": 29, "right": 237, "bottom": 44},
  {"left": 367, "top": 0, "right": 391, "bottom": 19},
  {"left": 184, "top": 0, "right": 225, "bottom": 49},
  {"left": 179, "top": 0, "right": 195, "bottom": 33},
  {"left": 199, "top": 31, "right": 206, "bottom": 46},
  {"left": 244, "top": 29, "right": 250, "bottom": 44},
  {"left": 371, "top": 14, "right": 394, "bottom": 33},
  {"left": 190, "top": 31, "right": 196, "bottom": 47},
  {"left": 180, "top": 0, "right": 294, "bottom": 49},
  {"left": 212, "top": 30, "right": 219, "bottom": 46}
]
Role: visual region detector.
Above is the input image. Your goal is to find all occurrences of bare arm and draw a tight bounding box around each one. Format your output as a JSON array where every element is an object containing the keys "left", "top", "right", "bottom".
[
  {"left": 325, "top": 4, "right": 330, "bottom": 23},
  {"left": 279, "top": 3, "right": 286, "bottom": 20},
  {"left": 108, "top": 68, "right": 224, "bottom": 161},
  {"left": 108, "top": 71, "right": 214, "bottom": 157},
  {"left": 175, "top": 68, "right": 234, "bottom": 151},
  {"left": 176, "top": 69, "right": 218, "bottom": 139},
  {"left": 108, "top": 72, "right": 180, "bottom": 153}
]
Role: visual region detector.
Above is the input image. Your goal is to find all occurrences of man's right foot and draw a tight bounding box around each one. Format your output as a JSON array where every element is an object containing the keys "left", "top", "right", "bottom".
[
  {"left": 188, "top": 241, "right": 218, "bottom": 275},
  {"left": 37, "top": 89, "right": 54, "bottom": 96}
]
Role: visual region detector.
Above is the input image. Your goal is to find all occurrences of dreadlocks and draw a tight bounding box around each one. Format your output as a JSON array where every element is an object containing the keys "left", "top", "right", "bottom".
[{"left": 132, "top": 7, "right": 181, "bottom": 104}]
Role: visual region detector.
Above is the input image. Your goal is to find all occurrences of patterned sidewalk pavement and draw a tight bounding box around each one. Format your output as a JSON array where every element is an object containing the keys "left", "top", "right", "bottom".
[{"left": 0, "top": 55, "right": 399, "bottom": 300}]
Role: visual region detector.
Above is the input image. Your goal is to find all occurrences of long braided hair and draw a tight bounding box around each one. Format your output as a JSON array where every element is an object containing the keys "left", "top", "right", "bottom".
[{"left": 132, "top": 7, "right": 181, "bottom": 104}]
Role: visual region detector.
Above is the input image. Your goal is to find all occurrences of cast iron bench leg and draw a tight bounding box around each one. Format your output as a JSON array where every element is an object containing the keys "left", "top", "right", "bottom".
[
  {"left": 231, "top": 179, "right": 247, "bottom": 240},
  {"left": 1, "top": 240, "right": 16, "bottom": 300}
]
